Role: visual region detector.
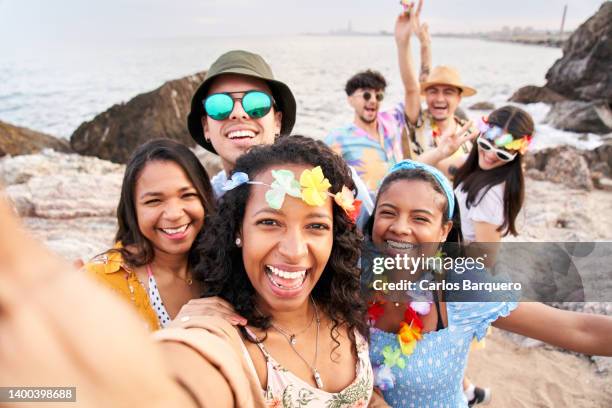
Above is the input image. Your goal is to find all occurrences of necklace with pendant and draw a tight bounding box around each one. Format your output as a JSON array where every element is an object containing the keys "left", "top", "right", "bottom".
[
  {"left": 268, "top": 302, "right": 316, "bottom": 345},
  {"left": 269, "top": 298, "right": 324, "bottom": 389}
]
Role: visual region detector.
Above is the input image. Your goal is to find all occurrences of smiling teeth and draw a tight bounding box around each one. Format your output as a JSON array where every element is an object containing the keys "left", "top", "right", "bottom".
[
  {"left": 161, "top": 224, "right": 188, "bottom": 234},
  {"left": 387, "top": 240, "right": 416, "bottom": 250},
  {"left": 267, "top": 265, "right": 306, "bottom": 279},
  {"left": 227, "top": 130, "right": 256, "bottom": 139}
]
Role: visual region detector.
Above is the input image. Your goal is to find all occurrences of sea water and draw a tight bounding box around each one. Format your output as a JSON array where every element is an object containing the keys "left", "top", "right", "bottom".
[{"left": 0, "top": 35, "right": 603, "bottom": 150}]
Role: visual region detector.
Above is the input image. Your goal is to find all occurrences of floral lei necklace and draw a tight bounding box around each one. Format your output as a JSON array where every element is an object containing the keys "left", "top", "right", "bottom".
[{"left": 368, "top": 299, "right": 433, "bottom": 391}]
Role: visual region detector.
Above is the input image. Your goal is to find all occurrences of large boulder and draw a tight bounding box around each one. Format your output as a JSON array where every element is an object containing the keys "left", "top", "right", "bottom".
[
  {"left": 545, "top": 100, "right": 612, "bottom": 134},
  {"left": 0, "top": 120, "right": 72, "bottom": 157},
  {"left": 525, "top": 145, "right": 594, "bottom": 190},
  {"left": 70, "top": 72, "right": 206, "bottom": 163},
  {"left": 508, "top": 3, "right": 612, "bottom": 134},
  {"left": 545, "top": 3, "right": 612, "bottom": 101},
  {"left": 508, "top": 85, "right": 566, "bottom": 104}
]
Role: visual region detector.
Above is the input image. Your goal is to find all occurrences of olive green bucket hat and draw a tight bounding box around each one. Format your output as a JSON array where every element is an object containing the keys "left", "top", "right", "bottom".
[{"left": 187, "top": 50, "right": 297, "bottom": 154}]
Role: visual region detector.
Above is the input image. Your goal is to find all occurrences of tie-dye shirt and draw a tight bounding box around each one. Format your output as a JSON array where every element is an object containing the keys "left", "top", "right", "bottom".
[{"left": 324, "top": 104, "right": 406, "bottom": 196}]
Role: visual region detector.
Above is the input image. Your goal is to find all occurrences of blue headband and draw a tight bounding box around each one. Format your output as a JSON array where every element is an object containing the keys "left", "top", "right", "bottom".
[{"left": 386, "top": 160, "right": 455, "bottom": 219}]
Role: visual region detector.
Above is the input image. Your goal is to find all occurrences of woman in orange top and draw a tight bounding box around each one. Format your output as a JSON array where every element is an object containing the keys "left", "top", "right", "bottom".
[{"left": 84, "top": 139, "right": 216, "bottom": 330}]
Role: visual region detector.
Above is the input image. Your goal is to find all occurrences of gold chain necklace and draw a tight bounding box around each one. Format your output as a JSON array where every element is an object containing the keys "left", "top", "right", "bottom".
[{"left": 261, "top": 298, "right": 324, "bottom": 389}]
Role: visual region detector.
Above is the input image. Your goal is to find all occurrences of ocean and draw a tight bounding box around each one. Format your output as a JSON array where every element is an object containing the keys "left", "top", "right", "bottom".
[{"left": 0, "top": 35, "right": 603, "bottom": 150}]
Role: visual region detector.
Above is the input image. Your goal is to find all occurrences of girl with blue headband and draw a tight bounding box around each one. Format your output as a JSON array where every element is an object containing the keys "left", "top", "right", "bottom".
[{"left": 363, "top": 160, "right": 612, "bottom": 407}]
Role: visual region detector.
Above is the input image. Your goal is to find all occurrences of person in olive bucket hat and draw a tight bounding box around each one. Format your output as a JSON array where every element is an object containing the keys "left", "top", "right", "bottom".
[
  {"left": 188, "top": 50, "right": 373, "bottom": 228},
  {"left": 187, "top": 50, "right": 296, "bottom": 195}
]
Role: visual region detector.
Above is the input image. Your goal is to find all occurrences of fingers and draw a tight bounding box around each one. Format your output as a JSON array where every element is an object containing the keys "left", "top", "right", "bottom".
[
  {"left": 177, "top": 297, "right": 247, "bottom": 326},
  {"left": 456, "top": 120, "right": 473, "bottom": 136},
  {"left": 416, "top": 0, "right": 424, "bottom": 17},
  {"left": 457, "top": 121, "right": 479, "bottom": 143}
]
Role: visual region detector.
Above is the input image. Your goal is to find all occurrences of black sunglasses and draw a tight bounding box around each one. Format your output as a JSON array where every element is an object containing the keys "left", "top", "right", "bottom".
[{"left": 359, "top": 91, "right": 384, "bottom": 102}]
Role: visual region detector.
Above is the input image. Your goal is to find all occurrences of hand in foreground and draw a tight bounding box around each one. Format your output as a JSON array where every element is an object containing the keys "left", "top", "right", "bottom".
[
  {"left": 173, "top": 296, "right": 247, "bottom": 326},
  {"left": 0, "top": 195, "right": 191, "bottom": 407}
]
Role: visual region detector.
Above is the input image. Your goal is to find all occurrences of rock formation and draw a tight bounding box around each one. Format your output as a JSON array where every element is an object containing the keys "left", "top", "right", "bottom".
[
  {"left": 524, "top": 141, "right": 612, "bottom": 190},
  {"left": 0, "top": 120, "right": 72, "bottom": 157},
  {"left": 70, "top": 72, "right": 206, "bottom": 163},
  {"left": 509, "top": 3, "right": 612, "bottom": 135}
]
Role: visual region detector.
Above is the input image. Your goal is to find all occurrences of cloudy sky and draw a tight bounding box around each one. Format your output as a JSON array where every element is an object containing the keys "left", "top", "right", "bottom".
[{"left": 0, "top": 0, "right": 607, "bottom": 44}]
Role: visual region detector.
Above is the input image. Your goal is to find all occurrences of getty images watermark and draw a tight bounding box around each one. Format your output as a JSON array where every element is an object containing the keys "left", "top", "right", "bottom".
[{"left": 369, "top": 253, "right": 523, "bottom": 294}]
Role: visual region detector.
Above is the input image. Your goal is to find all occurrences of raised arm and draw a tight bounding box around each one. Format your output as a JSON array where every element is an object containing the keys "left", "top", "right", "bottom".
[
  {"left": 493, "top": 302, "right": 612, "bottom": 356},
  {"left": 395, "top": 0, "right": 424, "bottom": 125},
  {"left": 417, "top": 23, "right": 432, "bottom": 84}
]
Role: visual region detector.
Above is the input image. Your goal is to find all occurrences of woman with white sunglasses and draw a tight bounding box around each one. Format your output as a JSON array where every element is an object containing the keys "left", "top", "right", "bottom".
[{"left": 453, "top": 105, "right": 532, "bottom": 244}]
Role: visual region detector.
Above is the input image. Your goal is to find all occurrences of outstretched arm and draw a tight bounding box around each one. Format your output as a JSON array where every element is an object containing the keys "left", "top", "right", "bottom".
[
  {"left": 0, "top": 193, "right": 225, "bottom": 407},
  {"left": 493, "top": 302, "right": 612, "bottom": 356},
  {"left": 395, "top": 0, "right": 424, "bottom": 125}
]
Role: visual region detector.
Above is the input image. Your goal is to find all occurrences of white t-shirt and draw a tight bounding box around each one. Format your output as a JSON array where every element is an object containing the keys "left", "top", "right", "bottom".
[{"left": 454, "top": 182, "right": 505, "bottom": 243}]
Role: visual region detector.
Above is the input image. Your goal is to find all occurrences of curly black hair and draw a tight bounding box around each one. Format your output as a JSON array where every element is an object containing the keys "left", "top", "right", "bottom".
[
  {"left": 345, "top": 69, "right": 387, "bottom": 96},
  {"left": 193, "top": 135, "right": 368, "bottom": 354}
]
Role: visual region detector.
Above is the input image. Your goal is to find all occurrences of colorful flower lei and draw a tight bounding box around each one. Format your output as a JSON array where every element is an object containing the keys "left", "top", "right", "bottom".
[
  {"left": 368, "top": 300, "right": 432, "bottom": 391},
  {"left": 222, "top": 166, "right": 362, "bottom": 223}
]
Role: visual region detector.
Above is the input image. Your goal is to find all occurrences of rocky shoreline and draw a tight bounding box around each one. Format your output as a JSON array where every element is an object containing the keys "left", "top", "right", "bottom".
[{"left": 509, "top": 2, "right": 612, "bottom": 136}]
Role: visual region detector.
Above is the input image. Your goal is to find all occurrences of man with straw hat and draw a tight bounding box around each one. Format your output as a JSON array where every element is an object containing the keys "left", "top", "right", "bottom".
[{"left": 395, "top": 2, "right": 478, "bottom": 177}]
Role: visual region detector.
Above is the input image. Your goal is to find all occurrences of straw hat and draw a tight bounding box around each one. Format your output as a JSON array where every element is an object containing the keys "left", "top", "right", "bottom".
[
  {"left": 420, "top": 66, "right": 477, "bottom": 97},
  {"left": 187, "top": 50, "right": 296, "bottom": 153}
]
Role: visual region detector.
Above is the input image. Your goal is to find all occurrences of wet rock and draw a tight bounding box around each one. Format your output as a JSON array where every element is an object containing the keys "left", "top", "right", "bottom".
[
  {"left": 70, "top": 72, "right": 207, "bottom": 163},
  {"left": 0, "top": 120, "right": 72, "bottom": 157}
]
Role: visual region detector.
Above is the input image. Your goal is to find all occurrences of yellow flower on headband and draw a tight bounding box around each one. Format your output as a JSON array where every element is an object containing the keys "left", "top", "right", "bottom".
[{"left": 299, "top": 166, "right": 331, "bottom": 207}]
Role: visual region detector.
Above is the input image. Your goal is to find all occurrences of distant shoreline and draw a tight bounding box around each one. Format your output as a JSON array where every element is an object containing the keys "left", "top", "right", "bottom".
[
  {"left": 304, "top": 31, "right": 568, "bottom": 48},
  {"left": 432, "top": 33, "right": 567, "bottom": 48}
]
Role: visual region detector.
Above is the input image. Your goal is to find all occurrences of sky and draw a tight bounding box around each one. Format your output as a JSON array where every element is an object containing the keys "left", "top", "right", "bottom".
[{"left": 0, "top": 0, "right": 607, "bottom": 45}]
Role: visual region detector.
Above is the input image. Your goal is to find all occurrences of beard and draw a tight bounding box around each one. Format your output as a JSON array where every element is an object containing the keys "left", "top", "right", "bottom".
[{"left": 359, "top": 113, "right": 377, "bottom": 124}]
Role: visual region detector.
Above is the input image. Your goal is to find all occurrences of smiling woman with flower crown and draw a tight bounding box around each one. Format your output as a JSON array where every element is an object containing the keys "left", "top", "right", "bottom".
[{"left": 159, "top": 135, "right": 382, "bottom": 407}]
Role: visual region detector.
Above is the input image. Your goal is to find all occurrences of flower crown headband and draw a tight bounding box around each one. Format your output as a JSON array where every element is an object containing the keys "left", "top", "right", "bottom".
[
  {"left": 222, "top": 166, "right": 362, "bottom": 223},
  {"left": 478, "top": 116, "right": 533, "bottom": 155}
]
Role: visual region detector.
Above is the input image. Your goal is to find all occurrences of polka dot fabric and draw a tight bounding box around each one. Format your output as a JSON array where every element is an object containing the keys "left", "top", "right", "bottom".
[
  {"left": 370, "top": 301, "right": 518, "bottom": 407},
  {"left": 146, "top": 265, "right": 171, "bottom": 328}
]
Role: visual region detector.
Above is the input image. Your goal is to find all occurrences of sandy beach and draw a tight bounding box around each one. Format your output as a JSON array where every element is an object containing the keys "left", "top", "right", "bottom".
[{"left": 467, "top": 329, "right": 612, "bottom": 407}]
